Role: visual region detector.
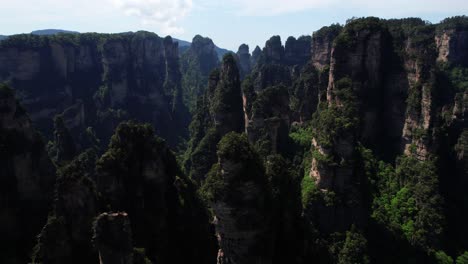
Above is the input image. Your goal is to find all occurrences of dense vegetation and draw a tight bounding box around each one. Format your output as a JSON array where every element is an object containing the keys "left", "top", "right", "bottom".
[{"left": 0, "top": 15, "right": 467, "bottom": 264}]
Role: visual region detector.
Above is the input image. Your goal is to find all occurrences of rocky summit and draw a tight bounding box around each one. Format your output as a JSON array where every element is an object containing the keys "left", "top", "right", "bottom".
[{"left": 0, "top": 15, "right": 467, "bottom": 264}]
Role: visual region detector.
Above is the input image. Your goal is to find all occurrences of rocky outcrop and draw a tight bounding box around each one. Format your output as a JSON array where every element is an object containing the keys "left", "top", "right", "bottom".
[
  {"left": 201, "top": 133, "right": 272, "bottom": 264},
  {"left": 186, "top": 35, "right": 220, "bottom": 75},
  {"left": 94, "top": 212, "right": 133, "bottom": 264},
  {"left": 308, "top": 18, "right": 388, "bottom": 233},
  {"left": 0, "top": 32, "right": 189, "bottom": 149},
  {"left": 210, "top": 54, "right": 245, "bottom": 135},
  {"left": 185, "top": 54, "right": 244, "bottom": 183},
  {"left": 236, "top": 44, "right": 252, "bottom": 79},
  {"left": 0, "top": 84, "right": 56, "bottom": 264},
  {"left": 305, "top": 17, "right": 468, "bottom": 238},
  {"left": 246, "top": 85, "right": 291, "bottom": 156},
  {"left": 244, "top": 34, "right": 314, "bottom": 125},
  {"left": 284, "top": 36, "right": 311, "bottom": 66},
  {"left": 262, "top": 36, "right": 285, "bottom": 64},
  {"left": 96, "top": 121, "right": 216, "bottom": 264},
  {"left": 311, "top": 25, "right": 342, "bottom": 70},
  {"left": 265, "top": 155, "right": 303, "bottom": 264},
  {"left": 251, "top": 46, "right": 262, "bottom": 67},
  {"left": 180, "top": 35, "right": 220, "bottom": 111},
  {"left": 48, "top": 115, "right": 77, "bottom": 164},
  {"left": 32, "top": 150, "right": 99, "bottom": 264},
  {"left": 436, "top": 28, "right": 468, "bottom": 66}
]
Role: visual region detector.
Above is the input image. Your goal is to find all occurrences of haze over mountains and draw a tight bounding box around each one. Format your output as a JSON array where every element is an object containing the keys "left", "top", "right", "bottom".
[{"left": 0, "top": 16, "right": 467, "bottom": 264}]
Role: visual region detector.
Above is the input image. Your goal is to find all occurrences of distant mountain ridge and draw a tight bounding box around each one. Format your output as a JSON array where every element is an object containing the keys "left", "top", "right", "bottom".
[
  {"left": 31, "top": 29, "right": 79, "bottom": 35},
  {"left": 0, "top": 29, "right": 232, "bottom": 59}
]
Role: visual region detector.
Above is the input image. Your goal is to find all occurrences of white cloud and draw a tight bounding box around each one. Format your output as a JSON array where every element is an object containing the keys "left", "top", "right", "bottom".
[
  {"left": 228, "top": 0, "right": 337, "bottom": 15},
  {"left": 206, "top": 0, "right": 468, "bottom": 16},
  {"left": 109, "top": 0, "right": 193, "bottom": 34}
]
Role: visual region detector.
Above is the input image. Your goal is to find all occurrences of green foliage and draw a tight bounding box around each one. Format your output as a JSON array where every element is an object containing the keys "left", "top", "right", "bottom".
[
  {"left": 311, "top": 77, "right": 358, "bottom": 148},
  {"left": 457, "top": 252, "right": 468, "bottom": 264},
  {"left": 334, "top": 17, "right": 383, "bottom": 50},
  {"left": 435, "top": 251, "right": 454, "bottom": 264},
  {"left": 447, "top": 67, "right": 468, "bottom": 92},
  {"left": 371, "top": 155, "right": 444, "bottom": 251},
  {"left": 312, "top": 149, "right": 335, "bottom": 167},
  {"left": 200, "top": 132, "right": 266, "bottom": 204},
  {"left": 199, "top": 164, "right": 223, "bottom": 203},
  {"left": 189, "top": 128, "right": 220, "bottom": 183},
  {"left": 385, "top": 18, "right": 429, "bottom": 35},
  {"left": 209, "top": 54, "right": 243, "bottom": 123},
  {"left": 313, "top": 24, "right": 343, "bottom": 40},
  {"left": 133, "top": 248, "right": 153, "bottom": 264},
  {"left": 406, "top": 82, "right": 423, "bottom": 113},
  {"left": 337, "top": 228, "right": 370, "bottom": 264},
  {"left": 289, "top": 126, "right": 313, "bottom": 148},
  {"left": 438, "top": 16, "right": 468, "bottom": 31},
  {"left": 290, "top": 62, "right": 319, "bottom": 117},
  {"left": 301, "top": 175, "right": 318, "bottom": 206},
  {"left": 311, "top": 104, "right": 358, "bottom": 148},
  {"left": 217, "top": 132, "right": 255, "bottom": 162},
  {"left": 412, "top": 127, "right": 427, "bottom": 140}
]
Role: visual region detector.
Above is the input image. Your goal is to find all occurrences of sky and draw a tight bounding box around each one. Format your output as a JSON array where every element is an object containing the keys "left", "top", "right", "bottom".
[{"left": 1, "top": 0, "right": 468, "bottom": 51}]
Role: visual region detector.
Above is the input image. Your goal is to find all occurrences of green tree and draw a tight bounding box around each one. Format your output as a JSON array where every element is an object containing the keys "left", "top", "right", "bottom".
[{"left": 457, "top": 252, "right": 468, "bottom": 264}]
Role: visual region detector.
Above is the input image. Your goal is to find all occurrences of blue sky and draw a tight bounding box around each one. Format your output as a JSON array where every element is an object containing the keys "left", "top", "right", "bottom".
[{"left": 1, "top": 0, "right": 467, "bottom": 51}]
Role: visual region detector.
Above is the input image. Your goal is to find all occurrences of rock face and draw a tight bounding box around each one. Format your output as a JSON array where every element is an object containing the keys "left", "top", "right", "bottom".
[
  {"left": 304, "top": 18, "right": 468, "bottom": 255},
  {"left": 236, "top": 44, "right": 252, "bottom": 79},
  {"left": 262, "top": 36, "right": 285, "bottom": 64},
  {"left": 246, "top": 85, "right": 291, "bottom": 156},
  {"left": 49, "top": 115, "right": 77, "bottom": 164},
  {"left": 284, "top": 36, "right": 311, "bottom": 66},
  {"left": 32, "top": 151, "right": 99, "bottom": 263},
  {"left": 0, "top": 32, "right": 189, "bottom": 149},
  {"left": 243, "top": 34, "right": 315, "bottom": 127},
  {"left": 32, "top": 149, "right": 99, "bottom": 264},
  {"left": 436, "top": 28, "right": 468, "bottom": 66},
  {"left": 96, "top": 121, "right": 216, "bottom": 264},
  {"left": 251, "top": 46, "right": 262, "bottom": 66},
  {"left": 311, "top": 25, "right": 342, "bottom": 70},
  {"left": 0, "top": 84, "right": 56, "bottom": 264},
  {"left": 94, "top": 212, "right": 133, "bottom": 264},
  {"left": 202, "top": 133, "right": 272, "bottom": 264},
  {"left": 185, "top": 54, "right": 244, "bottom": 183},
  {"left": 180, "top": 35, "right": 220, "bottom": 111},
  {"left": 210, "top": 55, "right": 245, "bottom": 135}
]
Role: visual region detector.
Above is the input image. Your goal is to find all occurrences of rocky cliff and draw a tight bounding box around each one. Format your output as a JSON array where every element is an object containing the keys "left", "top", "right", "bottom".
[
  {"left": 32, "top": 149, "right": 99, "bottom": 264},
  {"left": 201, "top": 133, "right": 272, "bottom": 264},
  {"left": 0, "top": 32, "right": 189, "bottom": 149},
  {"left": 236, "top": 44, "right": 251, "bottom": 79},
  {"left": 96, "top": 121, "right": 216, "bottom": 264},
  {"left": 184, "top": 54, "right": 244, "bottom": 183},
  {"left": 0, "top": 84, "right": 56, "bottom": 264},
  {"left": 180, "top": 35, "right": 220, "bottom": 111},
  {"left": 94, "top": 212, "right": 134, "bottom": 264},
  {"left": 302, "top": 17, "right": 468, "bottom": 262}
]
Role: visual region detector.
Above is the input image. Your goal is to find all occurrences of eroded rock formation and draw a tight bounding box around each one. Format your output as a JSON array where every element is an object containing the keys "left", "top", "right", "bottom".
[
  {"left": 0, "top": 32, "right": 189, "bottom": 149},
  {"left": 0, "top": 84, "right": 56, "bottom": 263},
  {"left": 202, "top": 133, "right": 272, "bottom": 264}
]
